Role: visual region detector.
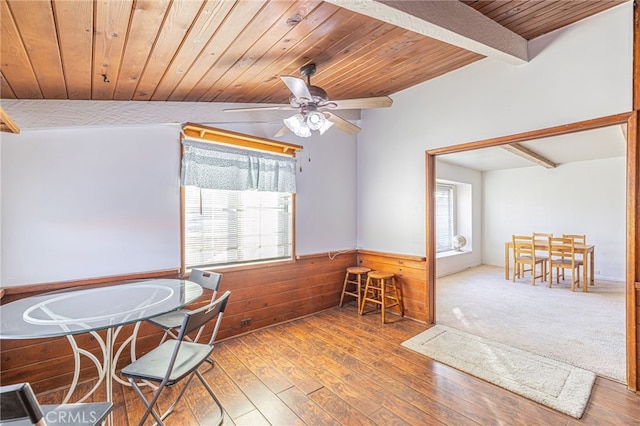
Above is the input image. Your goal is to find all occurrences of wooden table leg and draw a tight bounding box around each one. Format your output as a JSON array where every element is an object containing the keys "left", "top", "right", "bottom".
[
  {"left": 504, "top": 243, "right": 510, "bottom": 280},
  {"left": 590, "top": 247, "right": 595, "bottom": 286},
  {"left": 582, "top": 249, "right": 588, "bottom": 292}
]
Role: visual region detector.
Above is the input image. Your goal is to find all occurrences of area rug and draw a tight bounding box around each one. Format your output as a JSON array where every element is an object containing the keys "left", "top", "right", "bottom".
[{"left": 402, "top": 325, "right": 596, "bottom": 419}]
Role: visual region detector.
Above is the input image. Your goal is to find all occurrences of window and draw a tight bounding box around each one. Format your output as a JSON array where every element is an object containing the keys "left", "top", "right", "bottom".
[
  {"left": 184, "top": 187, "right": 293, "bottom": 268},
  {"left": 180, "top": 123, "right": 302, "bottom": 271},
  {"left": 435, "top": 183, "right": 455, "bottom": 253}
]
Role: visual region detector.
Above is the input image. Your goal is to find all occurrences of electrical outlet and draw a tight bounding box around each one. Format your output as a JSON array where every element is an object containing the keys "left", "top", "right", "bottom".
[
  {"left": 595, "top": 270, "right": 601, "bottom": 275},
  {"left": 240, "top": 318, "right": 252, "bottom": 327}
]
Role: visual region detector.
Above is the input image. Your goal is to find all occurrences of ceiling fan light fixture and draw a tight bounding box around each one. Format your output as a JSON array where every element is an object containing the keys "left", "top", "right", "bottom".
[
  {"left": 284, "top": 113, "right": 311, "bottom": 137},
  {"left": 318, "top": 115, "right": 334, "bottom": 135},
  {"left": 305, "top": 110, "right": 325, "bottom": 131}
]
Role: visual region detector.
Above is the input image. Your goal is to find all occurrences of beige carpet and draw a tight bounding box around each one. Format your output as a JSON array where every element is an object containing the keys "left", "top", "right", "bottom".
[
  {"left": 402, "top": 325, "right": 596, "bottom": 419},
  {"left": 436, "top": 265, "right": 625, "bottom": 382}
]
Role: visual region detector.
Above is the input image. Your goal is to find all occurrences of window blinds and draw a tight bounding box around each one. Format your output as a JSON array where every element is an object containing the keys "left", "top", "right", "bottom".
[
  {"left": 184, "top": 187, "right": 292, "bottom": 267},
  {"left": 435, "top": 183, "right": 454, "bottom": 253}
]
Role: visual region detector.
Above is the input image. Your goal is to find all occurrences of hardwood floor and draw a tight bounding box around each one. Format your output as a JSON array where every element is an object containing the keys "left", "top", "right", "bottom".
[{"left": 38, "top": 304, "right": 640, "bottom": 425}]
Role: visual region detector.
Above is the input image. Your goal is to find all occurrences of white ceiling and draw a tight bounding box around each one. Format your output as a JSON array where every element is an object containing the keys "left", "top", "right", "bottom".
[{"left": 437, "top": 124, "right": 627, "bottom": 172}]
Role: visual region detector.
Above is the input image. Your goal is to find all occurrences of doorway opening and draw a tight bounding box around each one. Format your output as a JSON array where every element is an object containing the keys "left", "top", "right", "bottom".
[{"left": 425, "top": 112, "right": 637, "bottom": 389}]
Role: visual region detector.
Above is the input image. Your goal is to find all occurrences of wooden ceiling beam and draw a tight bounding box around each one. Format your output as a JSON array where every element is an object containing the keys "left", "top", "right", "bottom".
[
  {"left": 0, "top": 107, "right": 20, "bottom": 134},
  {"left": 500, "top": 143, "right": 556, "bottom": 169},
  {"left": 325, "top": 0, "right": 529, "bottom": 65}
]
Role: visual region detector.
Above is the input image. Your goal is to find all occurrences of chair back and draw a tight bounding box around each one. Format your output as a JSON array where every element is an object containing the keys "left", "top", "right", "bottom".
[
  {"left": 532, "top": 232, "right": 552, "bottom": 246},
  {"left": 512, "top": 235, "right": 536, "bottom": 259},
  {"left": 189, "top": 269, "right": 222, "bottom": 293},
  {"left": 562, "top": 234, "right": 586, "bottom": 245},
  {"left": 533, "top": 232, "right": 552, "bottom": 239},
  {"left": 178, "top": 291, "right": 231, "bottom": 345},
  {"left": 0, "top": 383, "right": 44, "bottom": 424},
  {"left": 549, "top": 236, "right": 576, "bottom": 259}
]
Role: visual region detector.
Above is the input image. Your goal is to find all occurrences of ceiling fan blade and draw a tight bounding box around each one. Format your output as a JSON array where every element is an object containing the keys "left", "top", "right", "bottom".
[
  {"left": 329, "top": 96, "right": 393, "bottom": 110},
  {"left": 325, "top": 112, "right": 361, "bottom": 135},
  {"left": 274, "top": 125, "right": 290, "bottom": 137},
  {"left": 223, "top": 105, "right": 295, "bottom": 112},
  {"left": 280, "top": 76, "right": 312, "bottom": 101}
]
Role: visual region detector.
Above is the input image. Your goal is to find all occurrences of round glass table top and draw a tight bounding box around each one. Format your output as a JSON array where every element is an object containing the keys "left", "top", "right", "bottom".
[{"left": 0, "top": 279, "right": 203, "bottom": 338}]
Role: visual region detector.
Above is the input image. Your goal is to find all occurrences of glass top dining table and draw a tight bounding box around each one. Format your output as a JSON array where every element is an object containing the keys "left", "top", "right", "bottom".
[
  {"left": 0, "top": 278, "right": 203, "bottom": 410},
  {"left": 0, "top": 279, "right": 203, "bottom": 339}
]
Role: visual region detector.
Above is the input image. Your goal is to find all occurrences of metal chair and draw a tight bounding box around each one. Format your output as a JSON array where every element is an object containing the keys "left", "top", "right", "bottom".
[
  {"left": 0, "top": 382, "right": 112, "bottom": 426},
  {"left": 121, "top": 291, "right": 231, "bottom": 426},
  {"left": 146, "top": 269, "right": 222, "bottom": 345}
]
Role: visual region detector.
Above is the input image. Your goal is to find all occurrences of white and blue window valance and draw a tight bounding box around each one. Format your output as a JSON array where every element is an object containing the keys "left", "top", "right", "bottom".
[{"left": 181, "top": 139, "right": 297, "bottom": 193}]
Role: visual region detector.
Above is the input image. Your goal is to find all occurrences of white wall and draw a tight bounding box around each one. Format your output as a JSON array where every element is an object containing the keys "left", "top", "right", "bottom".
[
  {"left": 2, "top": 126, "right": 182, "bottom": 285},
  {"left": 356, "top": 3, "right": 632, "bottom": 266},
  {"left": 483, "top": 157, "right": 626, "bottom": 281},
  {"left": 1, "top": 123, "right": 357, "bottom": 286}
]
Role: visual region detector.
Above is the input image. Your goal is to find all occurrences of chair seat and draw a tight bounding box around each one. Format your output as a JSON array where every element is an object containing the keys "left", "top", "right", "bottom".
[
  {"left": 147, "top": 309, "right": 190, "bottom": 330},
  {"left": 552, "top": 259, "right": 584, "bottom": 267},
  {"left": 515, "top": 255, "right": 535, "bottom": 261},
  {"left": 122, "top": 341, "right": 213, "bottom": 385},
  {"left": 346, "top": 266, "right": 371, "bottom": 274},
  {"left": 367, "top": 271, "right": 394, "bottom": 280}
]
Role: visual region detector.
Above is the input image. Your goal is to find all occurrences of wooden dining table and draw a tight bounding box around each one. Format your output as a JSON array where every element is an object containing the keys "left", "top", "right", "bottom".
[{"left": 504, "top": 241, "right": 595, "bottom": 292}]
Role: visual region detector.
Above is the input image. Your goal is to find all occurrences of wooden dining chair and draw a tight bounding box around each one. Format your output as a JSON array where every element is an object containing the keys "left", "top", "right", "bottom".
[
  {"left": 512, "top": 235, "right": 546, "bottom": 285},
  {"left": 532, "top": 232, "right": 552, "bottom": 281},
  {"left": 563, "top": 234, "right": 586, "bottom": 244},
  {"left": 548, "top": 236, "right": 583, "bottom": 291},
  {"left": 560, "top": 234, "right": 586, "bottom": 280}
]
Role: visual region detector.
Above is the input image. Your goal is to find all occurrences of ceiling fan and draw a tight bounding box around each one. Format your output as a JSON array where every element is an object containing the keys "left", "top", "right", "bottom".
[{"left": 223, "top": 63, "right": 393, "bottom": 138}]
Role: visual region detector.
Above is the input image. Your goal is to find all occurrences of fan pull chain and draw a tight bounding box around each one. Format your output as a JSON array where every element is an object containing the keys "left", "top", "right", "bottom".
[{"left": 298, "top": 145, "right": 312, "bottom": 172}]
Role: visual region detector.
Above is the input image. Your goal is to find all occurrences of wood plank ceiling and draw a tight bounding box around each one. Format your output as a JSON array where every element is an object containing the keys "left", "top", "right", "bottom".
[{"left": 0, "top": 0, "right": 626, "bottom": 107}]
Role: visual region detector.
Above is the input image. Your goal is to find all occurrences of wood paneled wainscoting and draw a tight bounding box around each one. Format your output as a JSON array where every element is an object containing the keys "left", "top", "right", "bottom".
[
  {"left": 0, "top": 251, "right": 362, "bottom": 394},
  {"left": 356, "top": 250, "right": 428, "bottom": 323}
]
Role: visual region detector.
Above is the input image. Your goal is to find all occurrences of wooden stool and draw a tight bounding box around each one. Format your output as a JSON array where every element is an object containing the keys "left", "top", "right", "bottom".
[
  {"left": 360, "top": 271, "right": 403, "bottom": 323},
  {"left": 339, "top": 266, "right": 371, "bottom": 309}
]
